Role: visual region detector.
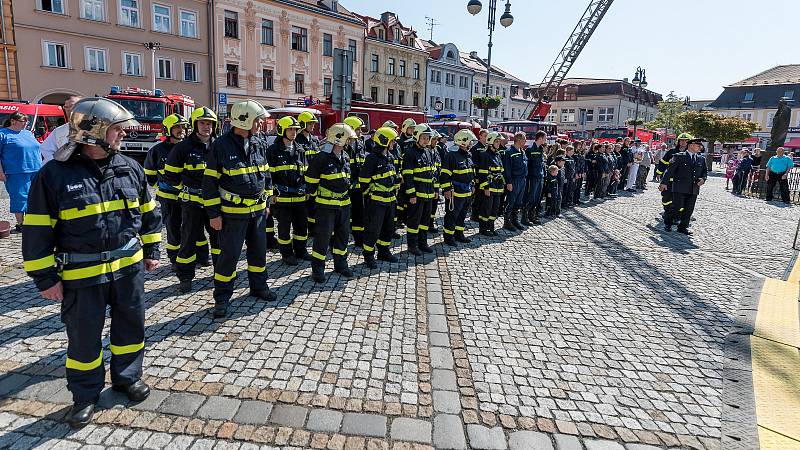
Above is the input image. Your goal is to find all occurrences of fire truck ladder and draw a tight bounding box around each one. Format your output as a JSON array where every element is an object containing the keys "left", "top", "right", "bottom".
[{"left": 522, "top": 0, "right": 615, "bottom": 120}]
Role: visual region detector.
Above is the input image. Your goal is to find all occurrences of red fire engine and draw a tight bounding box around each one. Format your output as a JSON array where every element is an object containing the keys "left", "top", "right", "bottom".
[
  {"left": 0, "top": 102, "right": 66, "bottom": 142},
  {"left": 593, "top": 126, "right": 656, "bottom": 145},
  {"left": 105, "top": 86, "right": 195, "bottom": 155}
]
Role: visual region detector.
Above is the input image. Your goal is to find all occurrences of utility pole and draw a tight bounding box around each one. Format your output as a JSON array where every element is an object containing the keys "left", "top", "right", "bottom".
[
  {"left": 425, "top": 17, "right": 440, "bottom": 41},
  {"left": 143, "top": 42, "right": 161, "bottom": 92}
]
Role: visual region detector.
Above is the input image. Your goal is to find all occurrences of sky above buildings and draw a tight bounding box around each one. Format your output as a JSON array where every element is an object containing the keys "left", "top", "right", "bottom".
[{"left": 346, "top": 0, "right": 796, "bottom": 101}]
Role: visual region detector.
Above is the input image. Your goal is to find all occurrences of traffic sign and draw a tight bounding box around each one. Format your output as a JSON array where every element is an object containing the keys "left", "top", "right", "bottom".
[{"left": 218, "top": 93, "right": 227, "bottom": 105}]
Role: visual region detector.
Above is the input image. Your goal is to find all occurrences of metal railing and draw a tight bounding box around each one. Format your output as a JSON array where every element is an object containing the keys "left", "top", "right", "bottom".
[{"left": 741, "top": 167, "right": 800, "bottom": 204}]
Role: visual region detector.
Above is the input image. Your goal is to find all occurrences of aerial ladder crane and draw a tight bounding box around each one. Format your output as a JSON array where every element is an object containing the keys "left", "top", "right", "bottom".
[{"left": 522, "top": 0, "right": 615, "bottom": 121}]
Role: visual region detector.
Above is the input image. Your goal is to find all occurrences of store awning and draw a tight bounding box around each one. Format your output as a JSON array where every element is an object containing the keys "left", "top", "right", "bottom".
[{"left": 784, "top": 137, "right": 800, "bottom": 149}]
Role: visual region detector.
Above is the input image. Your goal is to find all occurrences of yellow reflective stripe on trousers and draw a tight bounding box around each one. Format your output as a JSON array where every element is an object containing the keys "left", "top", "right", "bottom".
[
  {"left": 195, "top": 240, "right": 208, "bottom": 246},
  {"left": 109, "top": 342, "right": 144, "bottom": 355},
  {"left": 23, "top": 213, "right": 57, "bottom": 227},
  {"left": 24, "top": 254, "right": 56, "bottom": 272},
  {"left": 66, "top": 350, "right": 103, "bottom": 371},
  {"left": 140, "top": 232, "right": 162, "bottom": 245},
  {"left": 311, "top": 251, "right": 326, "bottom": 261},
  {"left": 247, "top": 265, "right": 266, "bottom": 273},
  {"left": 60, "top": 249, "right": 144, "bottom": 281},
  {"left": 59, "top": 199, "right": 141, "bottom": 220},
  {"left": 165, "top": 243, "right": 180, "bottom": 251},
  {"left": 214, "top": 271, "right": 237, "bottom": 282},
  {"left": 332, "top": 248, "right": 348, "bottom": 256},
  {"left": 176, "top": 254, "right": 196, "bottom": 264}
]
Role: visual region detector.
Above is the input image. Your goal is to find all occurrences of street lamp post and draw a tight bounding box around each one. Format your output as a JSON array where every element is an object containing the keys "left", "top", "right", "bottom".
[
  {"left": 631, "top": 66, "right": 647, "bottom": 138},
  {"left": 143, "top": 42, "right": 162, "bottom": 92},
  {"left": 467, "top": 0, "right": 513, "bottom": 128}
]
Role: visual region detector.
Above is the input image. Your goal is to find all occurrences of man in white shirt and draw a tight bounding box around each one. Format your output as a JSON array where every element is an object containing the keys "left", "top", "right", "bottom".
[
  {"left": 39, "top": 95, "right": 81, "bottom": 163},
  {"left": 625, "top": 139, "right": 643, "bottom": 191}
]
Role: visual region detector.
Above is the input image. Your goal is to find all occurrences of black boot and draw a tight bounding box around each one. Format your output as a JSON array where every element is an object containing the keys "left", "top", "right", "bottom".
[
  {"left": 520, "top": 208, "right": 533, "bottom": 226},
  {"left": 311, "top": 261, "right": 326, "bottom": 283},
  {"left": 294, "top": 241, "right": 312, "bottom": 261},
  {"left": 489, "top": 220, "right": 499, "bottom": 236},
  {"left": 213, "top": 301, "right": 229, "bottom": 319},
  {"left": 363, "top": 251, "right": 377, "bottom": 269},
  {"left": 377, "top": 247, "right": 398, "bottom": 263},
  {"left": 511, "top": 209, "right": 525, "bottom": 229},
  {"left": 112, "top": 380, "right": 150, "bottom": 402},
  {"left": 335, "top": 265, "right": 354, "bottom": 278},
  {"left": 443, "top": 232, "right": 457, "bottom": 246},
  {"left": 407, "top": 233, "right": 423, "bottom": 256},
  {"left": 281, "top": 253, "right": 299, "bottom": 266},
  {"left": 530, "top": 207, "right": 541, "bottom": 225},
  {"left": 480, "top": 221, "right": 493, "bottom": 236},
  {"left": 455, "top": 231, "right": 471, "bottom": 243},
  {"left": 503, "top": 213, "right": 518, "bottom": 231},
  {"left": 178, "top": 280, "right": 192, "bottom": 294},
  {"left": 419, "top": 231, "right": 433, "bottom": 253},
  {"left": 66, "top": 399, "right": 97, "bottom": 428},
  {"left": 250, "top": 287, "right": 277, "bottom": 301}
]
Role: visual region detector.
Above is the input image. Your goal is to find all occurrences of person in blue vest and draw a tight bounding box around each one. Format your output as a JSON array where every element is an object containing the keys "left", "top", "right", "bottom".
[
  {"left": 501, "top": 132, "right": 528, "bottom": 231},
  {"left": 764, "top": 146, "right": 795, "bottom": 203}
]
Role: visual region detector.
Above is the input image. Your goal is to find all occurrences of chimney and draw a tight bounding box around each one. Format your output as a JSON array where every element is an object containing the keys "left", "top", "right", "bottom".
[
  {"left": 622, "top": 77, "right": 629, "bottom": 83},
  {"left": 469, "top": 51, "right": 478, "bottom": 58},
  {"left": 381, "top": 11, "right": 396, "bottom": 24}
]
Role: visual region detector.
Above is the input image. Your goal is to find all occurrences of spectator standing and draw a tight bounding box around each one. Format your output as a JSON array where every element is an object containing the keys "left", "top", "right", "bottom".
[
  {"left": 0, "top": 112, "right": 42, "bottom": 231},
  {"left": 749, "top": 147, "right": 763, "bottom": 191},
  {"left": 636, "top": 145, "right": 653, "bottom": 189},
  {"left": 39, "top": 95, "right": 81, "bottom": 163},
  {"left": 625, "top": 140, "right": 642, "bottom": 191},
  {"left": 731, "top": 149, "right": 753, "bottom": 195},
  {"left": 652, "top": 143, "right": 667, "bottom": 181},
  {"left": 764, "top": 147, "right": 794, "bottom": 204},
  {"left": 725, "top": 153, "right": 739, "bottom": 190}
]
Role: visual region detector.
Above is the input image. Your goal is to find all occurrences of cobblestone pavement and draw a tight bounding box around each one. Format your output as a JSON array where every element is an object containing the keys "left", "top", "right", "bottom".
[{"left": 0, "top": 173, "right": 796, "bottom": 449}]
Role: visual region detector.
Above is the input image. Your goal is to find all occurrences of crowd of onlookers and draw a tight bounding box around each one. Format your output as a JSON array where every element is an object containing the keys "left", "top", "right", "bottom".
[{"left": 723, "top": 146, "right": 796, "bottom": 204}]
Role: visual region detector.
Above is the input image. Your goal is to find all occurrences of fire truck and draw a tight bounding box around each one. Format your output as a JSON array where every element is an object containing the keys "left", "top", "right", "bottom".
[
  {"left": 105, "top": 86, "right": 195, "bottom": 156},
  {"left": 592, "top": 126, "right": 657, "bottom": 145},
  {"left": 0, "top": 102, "right": 65, "bottom": 142}
]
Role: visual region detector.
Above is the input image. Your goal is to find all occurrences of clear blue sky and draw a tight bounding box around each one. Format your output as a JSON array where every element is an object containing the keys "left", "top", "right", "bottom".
[{"left": 344, "top": 0, "right": 796, "bottom": 100}]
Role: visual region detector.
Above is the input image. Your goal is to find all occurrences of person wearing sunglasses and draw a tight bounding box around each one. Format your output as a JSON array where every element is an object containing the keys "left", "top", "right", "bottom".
[{"left": 0, "top": 111, "right": 41, "bottom": 231}]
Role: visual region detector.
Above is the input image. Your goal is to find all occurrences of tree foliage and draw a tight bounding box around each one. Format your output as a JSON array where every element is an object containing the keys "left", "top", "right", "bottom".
[
  {"left": 677, "top": 111, "right": 759, "bottom": 144},
  {"left": 645, "top": 91, "right": 686, "bottom": 132}
]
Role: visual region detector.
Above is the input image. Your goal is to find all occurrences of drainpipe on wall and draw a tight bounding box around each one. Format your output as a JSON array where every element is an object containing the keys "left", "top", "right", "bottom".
[{"left": 208, "top": 0, "right": 218, "bottom": 112}]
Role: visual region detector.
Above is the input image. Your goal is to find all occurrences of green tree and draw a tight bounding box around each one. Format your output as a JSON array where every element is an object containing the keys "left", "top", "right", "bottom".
[
  {"left": 677, "top": 110, "right": 759, "bottom": 168},
  {"left": 645, "top": 91, "right": 686, "bottom": 134}
]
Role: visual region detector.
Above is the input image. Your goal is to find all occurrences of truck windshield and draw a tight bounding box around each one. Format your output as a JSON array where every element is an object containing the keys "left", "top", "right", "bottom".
[
  {"left": 116, "top": 99, "right": 166, "bottom": 122},
  {"left": 595, "top": 128, "right": 627, "bottom": 139}
]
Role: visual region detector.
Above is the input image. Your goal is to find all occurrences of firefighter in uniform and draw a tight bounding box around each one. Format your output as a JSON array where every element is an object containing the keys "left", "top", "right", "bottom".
[
  {"left": 143, "top": 113, "right": 187, "bottom": 264},
  {"left": 440, "top": 129, "right": 477, "bottom": 246},
  {"left": 427, "top": 131, "right": 443, "bottom": 235},
  {"left": 305, "top": 123, "right": 356, "bottom": 282},
  {"left": 402, "top": 124, "right": 437, "bottom": 256},
  {"left": 203, "top": 100, "right": 277, "bottom": 318},
  {"left": 395, "top": 119, "right": 416, "bottom": 226},
  {"left": 381, "top": 121, "right": 404, "bottom": 238},
  {"left": 295, "top": 111, "right": 322, "bottom": 237},
  {"left": 22, "top": 97, "right": 161, "bottom": 427},
  {"left": 163, "top": 107, "right": 220, "bottom": 293},
  {"left": 655, "top": 132, "right": 692, "bottom": 220},
  {"left": 478, "top": 132, "right": 506, "bottom": 236},
  {"left": 469, "top": 129, "right": 489, "bottom": 222},
  {"left": 344, "top": 116, "right": 368, "bottom": 247},
  {"left": 502, "top": 132, "right": 528, "bottom": 231},
  {"left": 359, "top": 127, "right": 400, "bottom": 268},
  {"left": 266, "top": 116, "right": 312, "bottom": 266}
]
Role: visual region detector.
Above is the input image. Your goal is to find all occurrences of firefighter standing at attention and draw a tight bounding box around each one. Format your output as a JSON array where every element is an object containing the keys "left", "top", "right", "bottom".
[
  {"left": 440, "top": 129, "right": 477, "bottom": 246},
  {"left": 143, "top": 113, "right": 188, "bottom": 265},
  {"left": 402, "top": 124, "right": 437, "bottom": 256},
  {"left": 203, "top": 100, "right": 277, "bottom": 318},
  {"left": 22, "top": 97, "right": 162, "bottom": 428},
  {"left": 295, "top": 111, "right": 322, "bottom": 237},
  {"left": 162, "top": 107, "right": 220, "bottom": 293},
  {"left": 344, "top": 116, "right": 368, "bottom": 248}
]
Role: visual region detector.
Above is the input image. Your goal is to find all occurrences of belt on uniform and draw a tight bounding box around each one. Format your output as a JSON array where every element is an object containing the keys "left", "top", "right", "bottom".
[
  {"left": 275, "top": 184, "right": 305, "bottom": 195},
  {"left": 56, "top": 237, "right": 139, "bottom": 266},
  {"left": 452, "top": 181, "right": 472, "bottom": 192},
  {"left": 219, "top": 187, "right": 266, "bottom": 206},
  {"left": 317, "top": 186, "right": 348, "bottom": 199},
  {"left": 157, "top": 181, "right": 178, "bottom": 194},
  {"left": 179, "top": 185, "right": 203, "bottom": 202}
]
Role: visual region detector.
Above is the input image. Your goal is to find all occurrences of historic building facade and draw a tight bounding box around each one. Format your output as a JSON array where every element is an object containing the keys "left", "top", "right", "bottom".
[{"left": 422, "top": 41, "right": 474, "bottom": 120}]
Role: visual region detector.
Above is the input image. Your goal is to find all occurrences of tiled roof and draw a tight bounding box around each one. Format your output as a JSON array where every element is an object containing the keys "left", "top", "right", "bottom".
[{"left": 729, "top": 65, "right": 800, "bottom": 87}]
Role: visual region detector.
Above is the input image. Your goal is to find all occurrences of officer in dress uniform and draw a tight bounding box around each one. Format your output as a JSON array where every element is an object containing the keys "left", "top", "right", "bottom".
[
  {"left": 266, "top": 116, "right": 312, "bottom": 266},
  {"left": 162, "top": 107, "right": 220, "bottom": 293},
  {"left": 440, "top": 129, "right": 476, "bottom": 246},
  {"left": 203, "top": 100, "right": 277, "bottom": 318},
  {"left": 143, "top": 113, "right": 187, "bottom": 265},
  {"left": 660, "top": 138, "right": 708, "bottom": 234},
  {"left": 524, "top": 131, "right": 546, "bottom": 224},
  {"left": 501, "top": 132, "right": 528, "bottom": 231},
  {"left": 402, "top": 124, "right": 438, "bottom": 256},
  {"left": 359, "top": 126, "right": 400, "bottom": 268},
  {"left": 22, "top": 97, "right": 161, "bottom": 427},
  {"left": 655, "top": 132, "right": 691, "bottom": 220},
  {"left": 344, "top": 116, "right": 368, "bottom": 247},
  {"left": 477, "top": 132, "right": 505, "bottom": 236},
  {"left": 305, "top": 123, "right": 357, "bottom": 282}
]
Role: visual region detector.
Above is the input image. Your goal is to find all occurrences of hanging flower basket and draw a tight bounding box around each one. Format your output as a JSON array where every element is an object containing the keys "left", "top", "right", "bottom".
[{"left": 472, "top": 96, "right": 502, "bottom": 110}]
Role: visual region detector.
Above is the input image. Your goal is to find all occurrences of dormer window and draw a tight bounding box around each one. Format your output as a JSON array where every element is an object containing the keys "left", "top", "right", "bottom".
[
  {"left": 378, "top": 28, "right": 385, "bottom": 40},
  {"left": 743, "top": 92, "right": 754, "bottom": 102},
  {"left": 394, "top": 28, "right": 401, "bottom": 42},
  {"left": 446, "top": 50, "right": 455, "bottom": 61}
]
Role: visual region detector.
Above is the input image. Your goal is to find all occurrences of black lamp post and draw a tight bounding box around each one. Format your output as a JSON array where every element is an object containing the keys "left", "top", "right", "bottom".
[
  {"left": 631, "top": 66, "right": 647, "bottom": 138},
  {"left": 143, "top": 42, "right": 161, "bottom": 92},
  {"left": 467, "top": 0, "right": 513, "bottom": 128}
]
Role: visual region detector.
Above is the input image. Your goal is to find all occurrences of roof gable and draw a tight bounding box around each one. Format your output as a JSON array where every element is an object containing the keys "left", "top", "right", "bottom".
[{"left": 729, "top": 64, "right": 800, "bottom": 87}]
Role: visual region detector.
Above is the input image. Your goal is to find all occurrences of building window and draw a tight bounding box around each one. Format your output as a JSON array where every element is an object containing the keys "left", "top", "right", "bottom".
[
  {"left": 784, "top": 90, "right": 795, "bottom": 100},
  {"left": 474, "top": 82, "right": 479, "bottom": 94},
  {"left": 561, "top": 108, "right": 575, "bottom": 123},
  {"left": 37, "top": 0, "right": 65, "bottom": 14},
  {"left": 546, "top": 109, "right": 557, "bottom": 122},
  {"left": 598, "top": 107, "right": 614, "bottom": 122},
  {"left": 743, "top": 92, "right": 754, "bottom": 102},
  {"left": 394, "top": 28, "right": 400, "bottom": 42},
  {"left": 398, "top": 90, "right": 405, "bottom": 105},
  {"left": 399, "top": 60, "right": 406, "bottom": 77},
  {"left": 262, "top": 68, "right": 273, "bottom": 90},
  {"left": 431, "top": 70, "right": 441, "bottom": 83},
  {"left": 387, "top": 58, "right": 395, "bottom": 75},
  {"left": 85, "top": 47, "right": 107, "bottom": 72},
  {"left": 324, "top": 78, "right": 332, "bottom": 96},
  {"left": 502, "top": 88, "right": 507, "bottom": 98},
  {"left": 120, "top": 0, "right": 140, "bottom": 27},
  {"left": 495, "top": 86, "right": 500, "bottom": 96},
  {"left": 740, "top": 112, "right": 753, "bottom": 121},
  {"left": 81, "top": 0, "right": 105, "bottom": 21},
  {"left": 179, "top": 10, "right": 197, "bottom": 38},
  {"left": 370, "top": 86, "right": 379, "bottom": 101},
  {"left": 322, "top": 33, "right": 333, "bottom": 57},
  {"left": 348, "top": 39, "right": 357, "bottom": 61},
  {"left": 256, "top": 19, "right": 273, "bottom": 45},
  {"left": 122, "top": 52, "right": 142, "bottom": 76},
  {"left": 387, "top": 89, "right": 394, "bottom": 104},
  {"left": 43, "top": 41, "right": 68, "bottom": 68},
  {"left": 378, "top": 28, "right": 385, "bottom": 40},
  {"left": 157, "top": 57, "right": 173, "bottom": 79},
  {"left": 413, "top": 63, "right": 420, "bottom": 80},
  {"left": 183, "top": 61, "right": 197, "bottom": 82},
  {"left": 445, "top": 73, "right": 454, "bottom": 86},
  {"left": 152, "top": 4, "right": 171, "bottom": 33},
  {"left": 295, "top": 74, "right": 304, "bottom": 93},
  {"left": 370, "top": 54, "right": 379, "bottom": 73},
  {"left": 291, "top": 26, "right": 308, "bottom": 52},
  {"left": 585, "top": 109, "right": 594, "bottom": 122},
  {"left": 224, "top": 10, "right": 238, "bottom": 38},
  {"left": 226, "top": 63, "right": 238, "bottom": 87},
  {"left": 413, "top": 92, "right": 419, "bottom": 107}
]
